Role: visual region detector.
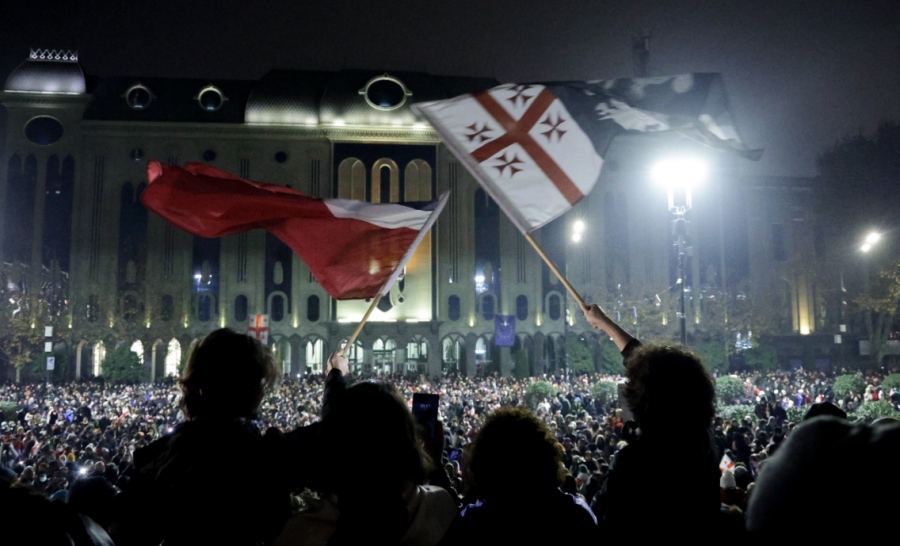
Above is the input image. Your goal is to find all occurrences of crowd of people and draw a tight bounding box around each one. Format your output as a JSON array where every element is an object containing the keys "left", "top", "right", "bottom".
[{"left": 2, "top": 304, "right": 899, "bottom": 543}]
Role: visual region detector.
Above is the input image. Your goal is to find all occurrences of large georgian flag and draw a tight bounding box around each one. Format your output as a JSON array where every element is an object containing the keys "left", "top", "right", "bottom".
[
  {"left": 142, "top": 161, "right": 448, "bottom": 300},
  {"left": 413, "top": 73, "right": 760, "bottom": 233}
]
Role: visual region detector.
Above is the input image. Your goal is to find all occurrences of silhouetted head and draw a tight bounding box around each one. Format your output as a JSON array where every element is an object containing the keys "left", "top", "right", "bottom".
[
  {"left": 321, "top": 382, "right": 431, "bottom": 497},
  {"left": 623, "top": 345, "right": 715, "bottom": 434},
  {"left": 179, "top": 329, "right": 278, "bottom": 421},
  {"left": 469, "top": 407, "right": 565, "bottom": 499}
]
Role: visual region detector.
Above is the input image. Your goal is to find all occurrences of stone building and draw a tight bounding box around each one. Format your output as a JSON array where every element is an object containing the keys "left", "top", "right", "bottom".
[{"left": 0, "top": 50, "right": 835, "bottom": 381}]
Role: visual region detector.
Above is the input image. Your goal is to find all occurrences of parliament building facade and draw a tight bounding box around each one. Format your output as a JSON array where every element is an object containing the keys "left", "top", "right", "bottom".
[{"left": 0, "top": 50, "right": 841, "bottom": 381}]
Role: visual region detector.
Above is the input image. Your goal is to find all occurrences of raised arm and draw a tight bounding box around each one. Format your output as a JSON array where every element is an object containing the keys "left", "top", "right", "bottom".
[{"left": 581, "top": 303, "right": 636, "bottom": 353}]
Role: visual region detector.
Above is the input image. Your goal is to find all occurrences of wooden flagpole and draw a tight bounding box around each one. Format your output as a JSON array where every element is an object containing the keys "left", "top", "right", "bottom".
[
  {"left": 339, "top": 293, "right": 382, "bottom": 356},
  {"left": 523, "top": 232, "right": 586, "bottom": 309}
]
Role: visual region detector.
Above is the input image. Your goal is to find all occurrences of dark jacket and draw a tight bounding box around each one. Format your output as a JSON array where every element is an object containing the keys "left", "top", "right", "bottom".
[
  {"left": 591, "top": 338, "right": 721, "bottom": 537},
  {"left": 443, "top": 488, "right": 597, "bottom": 545},
  {"left": 113, "top": 417, "right": 290, "bottom": 546}
]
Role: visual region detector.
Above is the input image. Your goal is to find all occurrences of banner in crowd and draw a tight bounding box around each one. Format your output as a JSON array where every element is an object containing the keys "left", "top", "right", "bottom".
[
  {"left": 494, "top": 315, "right": 516, "bottom": 347},
  {"left": 413, "top": 73, "right": 760, "bottom": 233},
  {"left": 142, "top": 161, "right": 448, "bottom": 300},
  {"left": 248, "top": 314, "right": 269, "bottom": 344}
]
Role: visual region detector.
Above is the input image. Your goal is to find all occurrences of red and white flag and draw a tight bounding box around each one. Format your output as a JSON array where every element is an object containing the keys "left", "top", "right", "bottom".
[
  {"left": 719, "top": 454, "right": 735, "bottom": 473},
  {"left": 142, "top": 161, "right": 448, "bottom": 300},
  {"left": 413, "top": 74, "right": 760, "bottom": 233},
  {"left": 248, "top": 314, "right": 269, "bottom": 344}
]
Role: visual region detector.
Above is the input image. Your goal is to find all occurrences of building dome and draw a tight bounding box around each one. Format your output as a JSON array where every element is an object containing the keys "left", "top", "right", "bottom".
[
  {"left": 245, "top": 70, "right": 327, "bottom": 125},
  {"left": 4, "top": 50, "right": 86, "bottom": 94}
]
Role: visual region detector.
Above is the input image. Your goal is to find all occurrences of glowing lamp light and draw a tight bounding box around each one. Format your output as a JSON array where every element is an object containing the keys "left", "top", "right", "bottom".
[
  {"left": 651, "top": 157, "right": 708, "bottom": 189},
  {"left": 861, "top": 243, "right": 872, "bottom": 253},
  {"left": 865, "top": 232, "right": 881, "bottom": 244},
  {"left": 571, "top": 232, "right": 582, "bottom": 243}
]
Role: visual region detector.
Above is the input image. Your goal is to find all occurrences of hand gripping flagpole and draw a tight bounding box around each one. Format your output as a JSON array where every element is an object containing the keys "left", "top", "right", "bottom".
[{"left": 340, "top": 192, "right": 450, "bottom": 356}]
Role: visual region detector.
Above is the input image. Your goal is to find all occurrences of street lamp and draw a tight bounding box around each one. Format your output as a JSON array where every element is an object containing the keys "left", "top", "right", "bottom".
[
  {"left": 652, "top": 157, "right": 708, "bottom": 345},
  {"left": 563, "top": 219, "right": 585, "bottom": 381},
  {"left": 860, "top": 231, "right": 881, "bottom": 253}
]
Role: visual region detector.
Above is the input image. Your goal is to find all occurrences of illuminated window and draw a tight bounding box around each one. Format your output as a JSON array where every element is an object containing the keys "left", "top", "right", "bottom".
[
  {"left": 196, "top": 85, "right": 226, "bottom": 111},
  {"left": 92, "top": 341, "right": 106, "bottom": 376},
  {"left": 124, "top": 84, "right": 153, "bottom": 109},
  {"left": 165, "top": 339, "right": 181, "bottom": 376},
  {"left": 305, "top": 338, "right": 325, "bottom": 374},
  {"left": 359, "top": 75, "right": 411, "bottom": 111},
  {"left": 130, "top": 340, "right": 144, "bottom": 365}
]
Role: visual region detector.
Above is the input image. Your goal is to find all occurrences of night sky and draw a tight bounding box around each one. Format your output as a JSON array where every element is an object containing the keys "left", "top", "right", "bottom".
[{"left": 2, "top": 1, "right": 898, "bottom": 178}]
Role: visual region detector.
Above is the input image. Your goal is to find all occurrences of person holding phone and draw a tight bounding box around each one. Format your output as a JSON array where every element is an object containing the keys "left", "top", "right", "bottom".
[{"left": 275, "top": 382, "right": 457, "bottom": 546}]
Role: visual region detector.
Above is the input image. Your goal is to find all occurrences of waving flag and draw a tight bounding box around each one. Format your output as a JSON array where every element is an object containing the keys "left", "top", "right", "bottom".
[
  {"left": 494, "top": 315, "right": 516, "bottom": 347},
  {"left": 414, "top": 73, "right": 760, "bottom": 233},
  {"left": 142, "top": 161, "right": 448, "bottom": 300}
]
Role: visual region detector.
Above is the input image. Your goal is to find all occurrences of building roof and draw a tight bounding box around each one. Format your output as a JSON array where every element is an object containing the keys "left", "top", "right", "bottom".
[{"left": 3, "top": 50, "right": 86, "bottom": 94}]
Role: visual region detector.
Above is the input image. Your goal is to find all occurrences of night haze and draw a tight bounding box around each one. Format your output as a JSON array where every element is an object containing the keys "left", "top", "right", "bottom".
[{"left": 2, "top": 0, "right": 899, "bottom": 178}]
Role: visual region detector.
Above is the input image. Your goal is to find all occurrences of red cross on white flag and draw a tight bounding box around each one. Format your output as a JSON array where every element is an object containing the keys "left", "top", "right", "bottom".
[
  {"left": 413, "top": 84, "right": 602, "bottom": 233},
  {"left": 248, "top": 314, "right": 269, "bottom": 344}
]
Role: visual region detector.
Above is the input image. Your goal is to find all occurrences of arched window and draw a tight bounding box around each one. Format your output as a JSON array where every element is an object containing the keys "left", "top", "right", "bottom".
[
  {"left": 516, "top": 295, "right": 528, "bottom": 321},
  {"left": 234, "top": 295, "right": 248, "bottom": 322},
  {"left": 165, "top": 339, "right": 181, "bottom": 376},
  {"left": 447, "top": 295, "right": 460, "bottom": 321},
  {"left": 548, "top": 294, "right": 561, "bottom": 321},
  {"left": 407, "top": 336, "right": 428, "bottom": 373},
  {"left": 340, "top": 339, "right": 365, "bottom": 374},
  {"left": 373, "top": 337, "right": 397, "bottom": 375},
  {"left": 198, "top": 293, "right": 213, "bottom": 322},
  {"left": 307, "top": 295, "right": 320, "bottom": 322},
  {"left": 130, "top": 340, "right": 144, "bottom": 365},
  {"left": 442, "top": 335, "right": 464, "bottom": 373},
  {"left": 474, "top": 189, "right": 501, "bottom": 296},
  {"left": 269, "top": 293, "right": 285, "bottom": 322},
  {"left": 475, "top": 337, "right": 491, "bottom": 376},
  {"left": 122, "top": 293, "right": 139, "bottom": 319},
  {"left": 92, "top": 341, "right": 106, "bottom": 376},
  {"left": 481, "top": 294, "right": 496, "bottom": 321},
  {"left": 159, "top": 295, "right": 174, "bottom": 322},
  {"left": 87, "top": 295, "right": 100, "bottom": 322},
  {"left": 371, "top": 158, "right": 399, "bottom": 203},
  {"left": 404, "top": 159, "right": 433, "bottom": 201},
  {"left": 338, "top": 158, "right": 366, "bottom": 200},
  {"left": 276, "top": 338, "right": 291, "bottom": 375},
  {"left": 305, "top": 338, "right": 325, "bottom": 375}
]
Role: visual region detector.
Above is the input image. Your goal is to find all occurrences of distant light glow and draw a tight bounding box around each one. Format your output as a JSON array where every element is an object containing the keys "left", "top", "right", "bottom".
[
  {"left": 651, "top": 157, "right": 708, "bottom": 189},
  {"left": 332, "top": 119, "right": 346, "bottom": 127},
  {"left": 865, "top": 232, "right": 881, "bottom": 244},
  {"left": 571, "top": 232, "right": 582, "bottom": 243}
]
